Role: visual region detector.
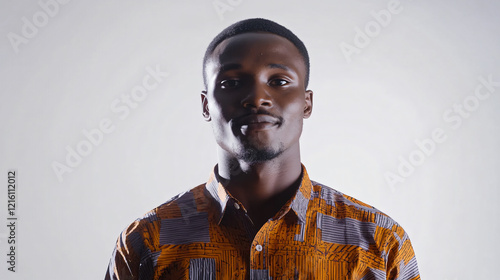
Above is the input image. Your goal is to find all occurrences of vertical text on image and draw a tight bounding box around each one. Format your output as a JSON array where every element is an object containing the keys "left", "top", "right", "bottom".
[{"left": 6, "top": 170, "right": 18, "bottom": 272}]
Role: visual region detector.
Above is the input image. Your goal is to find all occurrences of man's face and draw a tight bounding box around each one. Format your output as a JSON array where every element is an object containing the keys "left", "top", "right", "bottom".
[{"left": 202, "top": 32, "right": 313, "bottom": 163}]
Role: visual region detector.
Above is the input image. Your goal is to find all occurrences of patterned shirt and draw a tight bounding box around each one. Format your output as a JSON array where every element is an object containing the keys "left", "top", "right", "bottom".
[{"left": 105, "top": 165, "right": 420, "bottom": 279}]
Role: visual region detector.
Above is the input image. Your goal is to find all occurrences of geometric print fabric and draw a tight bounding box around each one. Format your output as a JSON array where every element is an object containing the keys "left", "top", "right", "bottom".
[{"left": 105, "top": 165, "right": 420, "bottom": 279}]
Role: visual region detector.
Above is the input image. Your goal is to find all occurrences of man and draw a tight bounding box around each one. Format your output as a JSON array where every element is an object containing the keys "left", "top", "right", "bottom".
[{"left": 105, "top": 18, "right": 420, "bottom": 279}]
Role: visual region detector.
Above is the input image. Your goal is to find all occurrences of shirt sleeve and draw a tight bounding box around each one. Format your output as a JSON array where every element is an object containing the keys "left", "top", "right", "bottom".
[
  {"left": 104, "top": 221, "right": 144, "bottom": 280},
  {"left": 384, "top": 223, "right": 421, "bottom": 280}
]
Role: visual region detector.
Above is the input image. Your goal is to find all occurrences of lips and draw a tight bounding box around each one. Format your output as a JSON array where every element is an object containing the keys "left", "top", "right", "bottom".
[
  {"left": 236, "top": 114, "right": 280, "bottom": 125},
  {"left": 233, "top": 113, "right": 281, "bottom": 134}
]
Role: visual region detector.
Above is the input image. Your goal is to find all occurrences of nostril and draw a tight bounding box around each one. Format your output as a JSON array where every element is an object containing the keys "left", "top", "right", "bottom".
[
  {"left": 261, "top": 100, "right": 272, "bottom": 106},
  {"left": 242, "top": 98, "right": 272, "bottom": 109},
  {"left": 242, "top": 101, "right": 254, "bottom": 109}
]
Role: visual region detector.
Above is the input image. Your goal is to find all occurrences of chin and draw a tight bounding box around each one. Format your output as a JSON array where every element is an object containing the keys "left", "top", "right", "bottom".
[{"left": 236, "top": 143, "right": 284, "bottom": 164}]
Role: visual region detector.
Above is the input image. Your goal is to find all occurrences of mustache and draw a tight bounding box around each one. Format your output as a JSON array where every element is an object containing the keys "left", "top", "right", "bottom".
[{"left": 233, "top": 109, "right": 283, "bottom": 125}]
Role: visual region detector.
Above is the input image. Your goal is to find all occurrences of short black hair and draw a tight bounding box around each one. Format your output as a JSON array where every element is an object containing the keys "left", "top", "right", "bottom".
[{"left": 203, "top": 18, "right": 310, "bottom": 89}]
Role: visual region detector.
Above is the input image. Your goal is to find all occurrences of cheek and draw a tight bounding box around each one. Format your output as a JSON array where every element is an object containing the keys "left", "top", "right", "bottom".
[
  {"left": 208, "top": 97, "right": 226, "bottom": 121},
  {"left": 280, "top": 98, "right": 306, "bottom": 134},
  {"left": 208, "top": 99, "right": 234, "bottom": 138},
  {"left": 282, "top": 98, "right": 306, "bottom": 120},
  {"left": 208, "top": 105, "right": 226, "bottom": 134},
  {"left": 211, "top": 94, "right": 237, "bottom": 121}
]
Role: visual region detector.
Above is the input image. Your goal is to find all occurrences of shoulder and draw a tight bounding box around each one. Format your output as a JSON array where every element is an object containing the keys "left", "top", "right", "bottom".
[
  {"left": 134, "top": 183, "right": 207, "bottom": 227},
  {"left": 311, "top": 181, "right": 416, "bottom": 264},
  {"left": 119, "top": 183, "right": 208, "bottom": 243},
  {"left": 310, "top": 180, "right": 404, "bottom": 234},
  {"left": 310, "top": 180, "right": 419, "bottom": 274}
]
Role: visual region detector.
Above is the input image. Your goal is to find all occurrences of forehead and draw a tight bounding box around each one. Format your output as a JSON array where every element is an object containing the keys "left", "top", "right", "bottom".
[{"left": 206, "top": 32, "right": 306, "bottom": 76}]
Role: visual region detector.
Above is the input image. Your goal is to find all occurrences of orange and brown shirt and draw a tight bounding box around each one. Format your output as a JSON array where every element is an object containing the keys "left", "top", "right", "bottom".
[{"left": 105, "top": 165, "right": 420, "bottom": 279}]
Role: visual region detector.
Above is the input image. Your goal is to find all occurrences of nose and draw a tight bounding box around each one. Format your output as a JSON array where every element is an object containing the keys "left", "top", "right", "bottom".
[{"left": 241, "top": 82, "right": 273, "bottom": 109}]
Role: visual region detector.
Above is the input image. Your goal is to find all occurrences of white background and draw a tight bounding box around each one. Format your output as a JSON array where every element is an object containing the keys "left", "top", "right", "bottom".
[{"left": 1, "top": 0, "right": 499, "bottom": 279}]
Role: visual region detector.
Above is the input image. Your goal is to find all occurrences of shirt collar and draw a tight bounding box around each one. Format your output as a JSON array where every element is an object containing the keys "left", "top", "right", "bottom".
[{"left": 205, "top": 164, "right": 313, "bottom": 225}]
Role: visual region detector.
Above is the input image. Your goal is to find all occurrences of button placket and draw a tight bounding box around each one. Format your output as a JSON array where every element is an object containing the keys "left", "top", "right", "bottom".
[{"left": 249, "top": 221, "right": 272, "bottom": 272}]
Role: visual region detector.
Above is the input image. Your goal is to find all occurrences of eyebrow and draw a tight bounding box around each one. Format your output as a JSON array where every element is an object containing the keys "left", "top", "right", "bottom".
[
  {"left": 218, "top": 63, "right": 292, "bottom": 73},
  {"left": 219, "top": 63, "right": 242, "bottom": 73},
  {"left": 268, "top": 63, "right": 291, "bottom": 71}
]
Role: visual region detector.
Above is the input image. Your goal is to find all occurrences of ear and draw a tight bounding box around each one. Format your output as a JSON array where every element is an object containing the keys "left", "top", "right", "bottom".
[
  {"left": 201, "top": 91, "right": 211, "bottom": 121},
  {"left": 303, "top": 89, "right": 313, "bottom": 119}
]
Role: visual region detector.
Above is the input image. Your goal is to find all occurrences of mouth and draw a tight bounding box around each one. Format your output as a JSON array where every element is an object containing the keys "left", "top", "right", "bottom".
[{"left": 233, "top": 113, "right": 281, "bottom": 134}]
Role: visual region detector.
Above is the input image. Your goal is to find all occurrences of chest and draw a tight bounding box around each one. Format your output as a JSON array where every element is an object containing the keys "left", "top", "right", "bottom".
[{"left": 146, "top": 212, "right": 385, "bottom": 279}]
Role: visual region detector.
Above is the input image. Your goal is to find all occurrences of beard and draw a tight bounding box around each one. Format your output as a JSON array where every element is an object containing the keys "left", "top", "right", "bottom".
[
  {"left": 212, "top": 116, "right": 288, "bottom": 164},
  {"left": 235, "top": 141, "right": 285, "bottom": 164}
]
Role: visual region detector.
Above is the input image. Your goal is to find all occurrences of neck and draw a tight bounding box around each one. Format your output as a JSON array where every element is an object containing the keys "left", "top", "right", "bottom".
[{"left": 216, "top": 145, "right": 302, "bottom": 226}]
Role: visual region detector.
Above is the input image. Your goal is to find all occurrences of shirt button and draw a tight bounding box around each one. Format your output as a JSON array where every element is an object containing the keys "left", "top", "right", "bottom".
[
  {"left": 255, "top": 244, "right": 263, "bottom": 252},
  {"left": 234, "top": 202, "right": 240, "bottom": 210}
]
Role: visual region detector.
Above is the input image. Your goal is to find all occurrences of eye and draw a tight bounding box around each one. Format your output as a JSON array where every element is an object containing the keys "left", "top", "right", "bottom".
[
  {"left": 220, "top": 79, "right": 241, "bottom": 89},
  {"left": 268, "top": 78, "right": 289, "bottom": 87}
]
